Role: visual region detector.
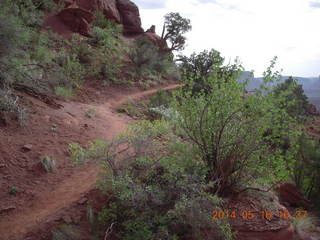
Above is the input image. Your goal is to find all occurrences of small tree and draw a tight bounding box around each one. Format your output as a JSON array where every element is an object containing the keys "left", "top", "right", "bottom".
[
  {"left": 178, "top": 49, "right": 243, "bottom": 94},
  {"left": 161, "top": 12, "right": 192, "bottom": 52},
  {"left": 171, "top": 60, "right": 300, "bottom": 195},
  {"left": 273, "top": 76, "right": 310, "bottom": 122}
]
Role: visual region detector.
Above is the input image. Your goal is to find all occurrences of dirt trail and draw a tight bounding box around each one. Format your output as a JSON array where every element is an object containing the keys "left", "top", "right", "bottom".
[{"left": 0, "top": 84, "right": 180, "bottom": 240}]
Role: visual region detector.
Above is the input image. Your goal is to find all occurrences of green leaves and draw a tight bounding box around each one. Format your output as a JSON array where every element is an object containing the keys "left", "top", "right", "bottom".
[
  {"left": 171, "top": 59, "right": 300, "bottom": 194},
  {"left": 162, "top": 12, "right": 192, "bottom": 51}
]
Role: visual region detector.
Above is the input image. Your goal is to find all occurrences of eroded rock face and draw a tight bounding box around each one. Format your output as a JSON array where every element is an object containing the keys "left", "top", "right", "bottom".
[
  {"left": 146, "top": 25, "right": 156, "bottom": 33},
  {"left": 77, "top": 0, "right": 121, "bottom": 23},
  {"left": 117, "top": 0, "right": 144, "bottom": 34},
  {"left": 51, "top": 0, "right": 144, "bottom": 35},
  {"left": 56, "top": 7, "right": 93, "bottom": 37},
  {"left": 144, "top": 32, "right": 164, "bottom": 48}
]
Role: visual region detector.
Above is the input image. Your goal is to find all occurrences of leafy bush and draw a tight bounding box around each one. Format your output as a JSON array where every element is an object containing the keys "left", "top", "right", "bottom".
[
  {"left": 273, "top": 76, "right": 310, "bottom": 122},
  {"left": 178, "top": 49, "right": 244, "bottom": 94},
  {"left": 149, "top": 89, "right": 173, "bottom": 108},
  {"left": 293, "top": 135, "right": 320, "bottom": 207},
  {"left": 86, "top": 25, "right": 125, "bottom": 84},
  {"left": 72, "top": 121, "right": 234, "bottom": 240},
  {"left": 0, "top": 1, "right": 32, "bottom": 89},
  {"left": 170, "top": 59, "right": 300, "bottom": 195},
  {"left": 128, "top": 36, "right": 178, "bottom": 85}
]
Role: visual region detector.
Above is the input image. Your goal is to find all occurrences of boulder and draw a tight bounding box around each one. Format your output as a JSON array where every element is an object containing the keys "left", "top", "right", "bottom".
[
  {"left": 277, "top": 183, "right": 311, "bottom": 209},
  {"left": 228, "top": 195, "right": 295, "bottom": 240},
  {"left": 117, "top": 0, "right": 144, "bottom": 34},
  {"left": 56, "top": 7, "right": 93, "bottom": 37}
]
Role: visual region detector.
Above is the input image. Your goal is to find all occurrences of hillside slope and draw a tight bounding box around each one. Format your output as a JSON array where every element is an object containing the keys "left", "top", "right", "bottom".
[{"left": 0, "top": 83, "right": 180, "bottom": 240}]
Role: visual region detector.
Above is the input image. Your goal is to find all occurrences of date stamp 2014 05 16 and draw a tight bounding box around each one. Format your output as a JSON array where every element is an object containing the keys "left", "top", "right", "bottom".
[{"left": 211, "top": 209, "right": 308, "bottom": 221}]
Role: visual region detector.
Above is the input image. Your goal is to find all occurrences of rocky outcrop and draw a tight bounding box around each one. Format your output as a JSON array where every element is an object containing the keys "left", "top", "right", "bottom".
[
  {"left": 146, "top": 25, "right": 156, "bottom": 33},
  {"left": 144, "top": 32, "right": 163, "bottom": 48},
  {"left": 144, "top": 25, "right": 169, "bottom": 51},
  {"left": 116, "top": 0, "right": 144, "bottom": 34},
  {"left": 56, "top": 7, "right": 93, "bottom": 37},
  {"left": 277, "top": 183, "right": 312, "bottom": 209},
  {"left": 228, "top": 195, "right": 295, "bottom": 240},
  {"left": 50, "top": 0, "right": 144, "bottom": 35},
  {"left": 75, "top": 0, "right": 121, "bottom": 23}
]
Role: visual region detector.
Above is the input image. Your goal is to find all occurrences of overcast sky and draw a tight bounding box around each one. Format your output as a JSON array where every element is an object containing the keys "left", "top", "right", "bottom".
[{"left": 134, "top": 0, "right": 320, "bottom": 77}]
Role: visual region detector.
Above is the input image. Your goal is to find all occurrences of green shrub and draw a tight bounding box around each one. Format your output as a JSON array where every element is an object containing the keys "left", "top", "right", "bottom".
[
  {"left": 74, "top": 121, "right": 234, "bottom": 239},
  {"left": 149, "top": 89, "right": 173, "bottom": 108},
  {"left": 69, "top": 35, "right": 92, "bottom": 64},
  {"left": 273, "top": 76, "right": 310, "bottom": 122},
  {"left": 86, "top": 25, "right": 124, "bottom": 84},
  {"left": 56, "top": 51, "right": 85, "bottom": 88},
  {"left": 128, "top": 36, "right": 160, "bottom": 78},
  {"left": 68, "top": 140, "right": 110, "bottom": 166},
  {"left": 92, "top": 11, "right": 123, "bottom": 33},
  {"left": 128, "top": 36, "right": 179, "bottom": 84},
  {"left": 293, "top": 134, "right": 320, "bottom": 207},
  {"left": 54, "top": 87, "right": 74, "bottom": 99},
  {"left": 170, "top": 58, "right": 300, "bottom": 195},
  {"left": 0, "top": 2, "right": 32, "bottom": 88},
  {"left": 0, "top": 90, "right": 28, "bottom": 126}
]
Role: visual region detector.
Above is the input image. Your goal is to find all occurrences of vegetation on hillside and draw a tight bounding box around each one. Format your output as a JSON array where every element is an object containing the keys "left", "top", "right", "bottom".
[{"left": 0, "top": 0, "right": 180, "bottom": 126}]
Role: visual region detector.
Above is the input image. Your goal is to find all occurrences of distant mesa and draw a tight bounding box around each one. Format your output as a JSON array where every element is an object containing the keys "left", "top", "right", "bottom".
[{"left": 240, "top": 71, "right": 320, "bottom": 110}]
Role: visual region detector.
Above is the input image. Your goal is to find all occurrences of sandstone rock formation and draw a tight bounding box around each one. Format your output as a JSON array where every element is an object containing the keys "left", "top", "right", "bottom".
[
  {"left": 116, "top": 0, "right": 144, "bottom": 34},
  {"left": 56, "top": 7, "right": 93, "bottom": 37},
  {"left": 146, "top": 25, "right": 156, "bottom": 33},
  {"left": 50, "top": 0, "right": 144, "bottom": 35}
]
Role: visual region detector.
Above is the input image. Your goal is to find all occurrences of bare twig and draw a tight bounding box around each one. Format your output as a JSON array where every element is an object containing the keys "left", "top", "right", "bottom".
[{"left": 104, "top": 222, "right": 116, "bottom": 240}]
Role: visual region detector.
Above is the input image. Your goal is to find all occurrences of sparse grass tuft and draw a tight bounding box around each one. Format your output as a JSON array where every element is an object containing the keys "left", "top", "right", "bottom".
[
  {"left": 40, "top": 156, "right": 56, "bottom": 173},
  {"left": 0, "top": 90, "right": 28, "bottom": 126},
  {"left": 84, "top": 108, "right": 96, "bottom": 119},
  {"left": 54, "top": 87, "right": 74, "bottom": 99},
  {"left": 8, "top": 186, "right": 18, "bottom": 195},
  {"left": 52, "top": 224, "right": 80, "bottom": 240}
]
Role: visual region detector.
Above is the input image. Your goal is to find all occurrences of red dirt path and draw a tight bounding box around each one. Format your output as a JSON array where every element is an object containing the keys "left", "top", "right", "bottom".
[{"left": 0, "top": 84, "right": 180, "bottom": 240}]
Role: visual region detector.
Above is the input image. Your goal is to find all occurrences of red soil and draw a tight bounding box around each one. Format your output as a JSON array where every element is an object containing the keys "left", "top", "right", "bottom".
[{"left": 0, "top": 82, "right": 180, "bottom": 240}]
